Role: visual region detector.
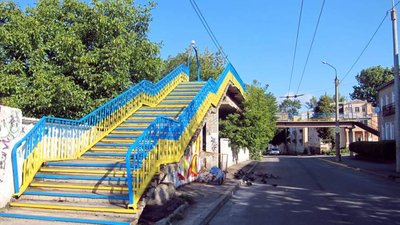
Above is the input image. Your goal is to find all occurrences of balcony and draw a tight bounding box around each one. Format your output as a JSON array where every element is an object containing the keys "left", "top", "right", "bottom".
[{"left": 382, "top": 103, "right": 395, "bottom": 117}]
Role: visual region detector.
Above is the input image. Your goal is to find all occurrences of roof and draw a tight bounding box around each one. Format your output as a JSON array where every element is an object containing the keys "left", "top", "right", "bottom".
[{"left": 377, "top": 79, "right": 394, "bottom": 92}]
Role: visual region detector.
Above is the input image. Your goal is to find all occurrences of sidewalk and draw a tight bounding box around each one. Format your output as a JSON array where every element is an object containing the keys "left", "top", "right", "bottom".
[
  {"left": 319, "top": 155, "right": 400, "bottom": 181},
  {"left": 169, "top": 160, "right": 258, "bottom": 225}
]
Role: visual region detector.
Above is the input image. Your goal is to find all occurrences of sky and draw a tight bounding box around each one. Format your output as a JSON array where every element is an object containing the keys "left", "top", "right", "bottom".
[{"left": 15, "top": 0, "right": 397, "bottom": 108}]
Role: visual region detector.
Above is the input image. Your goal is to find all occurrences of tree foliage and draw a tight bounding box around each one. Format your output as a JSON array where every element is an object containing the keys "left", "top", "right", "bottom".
[
  {"left": 162, "top": 49, "right": 225, "bottom": 81},
  {"left": 305, "top": 96, "right": 318, "bottom": 111},
  {"left": 220, "top": 81, "right": 277, "bottom": 160},
  {"left": 279, "top": 99, "right": 301, "bottom": 116},
  {"left": 0, "top": 0, "right": 162, "bottom": 118},
  {"left": 350, "top": 66, "right": 393, "bottom": 106},
  {"left": 314, "top": 94, "right": 335, "bottom": 145}
]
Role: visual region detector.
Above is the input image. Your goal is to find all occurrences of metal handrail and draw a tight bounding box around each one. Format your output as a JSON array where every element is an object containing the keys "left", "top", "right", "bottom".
[
  {"left": 11, "top": 65, "right": 189, "bottom": 195},
  {"left": 124, "top": 63, "right": 246, "bottom": 209}
]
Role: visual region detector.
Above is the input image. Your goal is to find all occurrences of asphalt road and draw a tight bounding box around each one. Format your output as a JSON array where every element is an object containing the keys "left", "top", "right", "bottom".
[{"left": 209, "top": 156, "right": 400, "bottom": 225}]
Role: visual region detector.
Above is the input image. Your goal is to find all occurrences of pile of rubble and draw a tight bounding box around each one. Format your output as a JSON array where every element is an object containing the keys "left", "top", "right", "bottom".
[{"left": 233, "top": 169, "right": 279, "bottom": 186}]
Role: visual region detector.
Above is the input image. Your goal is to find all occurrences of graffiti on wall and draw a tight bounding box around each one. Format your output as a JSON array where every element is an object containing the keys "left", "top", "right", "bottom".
[
  {"left": 0, "top": 106, "right": 23, "bottom": 183},
  {"left": 0, "top": 106, "right": 22, "bottom": 141}
]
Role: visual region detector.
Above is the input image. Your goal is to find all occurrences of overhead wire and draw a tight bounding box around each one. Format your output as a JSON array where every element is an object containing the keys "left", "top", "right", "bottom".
[
  {"left": 189, "top": 0, "right": 230, "bottom": 63},
  {"left": 287, "top": 0, "right": 304, "bottom": 95},
  {"left": 340, "top": 1, "right": 400, "bottom": 83},
  {"left": 295, "top": 0, "right": 326, "bottom": 95},
  {"left": 340, "top": 12, "right": 389, "bottom": 83}
]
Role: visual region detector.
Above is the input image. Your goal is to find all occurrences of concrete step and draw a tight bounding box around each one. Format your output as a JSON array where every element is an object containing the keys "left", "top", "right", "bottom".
[
  {"left": 163, "top": 96, "right": 194, "bottom": 100},
  {"left": 104, "top": 134, "right": 139, "bottom": 139},
  {"left": 29, "top": 181, "right": 130, "bottom": 192},
  {"left": 45, "top": 160, "right": 129, "bottom": 171},
  {"left": 26, "top": 185, "right": 129, "bottom": 196},
  {"left": 19, "top": 190, "right": 129, "bottom": 205},
  {"left": 94, "top": 143, "right": 132, "bottom": 148},
  {"left": 130, "top": 114, "right": 176, "bottom": 118},
  {"left": 160, "top": 99, "right": 192, "bottom": 103},
  {"left": 158, "top": 101, "right": 190, "bottom": 106},
  {"left": 33, "top": 173, "right": 129, "bottom": 185},
  {"left": 138, "top": 107, "right": 184, "bottom": 111},
  {"left": 118, "top": 122, "right": 152, "bottom": 127},
  {"left": 0, "top": 213, "right": 133, "bottom": 225},
  {"left": 83, "top": 151, "right": 130, "bottom": 159},
  {"left": 9, "top": 200, "right": 134, "bottom": 214},
  {"left": 109, "top": 130, "right": 143, "bottom": 135},
  {"left": 0, "top": 207, "right": 136, "bottom": 224},
  {"left": 39, "top": 167, "right": 128, "bottom": 177},
  {"left": 167, "top": 92, "right": 197, "bottom": 96}
]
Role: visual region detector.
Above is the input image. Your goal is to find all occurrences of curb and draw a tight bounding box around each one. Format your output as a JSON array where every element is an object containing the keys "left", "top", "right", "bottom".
[
  {"left": 156, "top": 161, "right": 259, "bottom": 225},
  {"left": 318, "top": 158, "right": 400, "bottom": 182},
  {"left": 195, "top": 161, "right": 259, "bottom": 225},
  {"left": 155, "top": 202, "right": 189, "bottom": 225}
]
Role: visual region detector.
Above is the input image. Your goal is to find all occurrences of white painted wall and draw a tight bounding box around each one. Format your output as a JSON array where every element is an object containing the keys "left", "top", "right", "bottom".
[
  {"left": 220, "top": 138, "right": 249, "bottom": 170},
  {"left": 0, "top": 106, "right": 37, "bottom": 208}
]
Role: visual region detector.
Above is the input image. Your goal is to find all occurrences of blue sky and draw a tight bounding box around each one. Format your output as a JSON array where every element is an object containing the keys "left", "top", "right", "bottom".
[{"left": 16, "top": 0, "right": 396, "bottom": 107}]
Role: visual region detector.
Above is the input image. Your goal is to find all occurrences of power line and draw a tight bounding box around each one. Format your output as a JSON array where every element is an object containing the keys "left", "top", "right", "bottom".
[
  {"left": 340, "top": 11, "right": 389, "bottom": 83},
  {"left": 288, "top": 0, "right": 304, "bottom": 94},
  {"left": 189, "top": 0, "right": 230, "bottom": 63},
  {"left": 295, "top": 0, "right": 326, "bottom": 95}
]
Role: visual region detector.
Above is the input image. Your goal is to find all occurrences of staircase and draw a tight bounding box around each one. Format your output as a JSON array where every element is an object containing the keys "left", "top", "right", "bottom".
[{"left": 0, "top": 64, "right": 246, "bottom": 224}]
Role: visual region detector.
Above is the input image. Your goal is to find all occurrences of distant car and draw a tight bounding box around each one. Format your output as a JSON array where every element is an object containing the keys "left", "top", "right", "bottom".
[{"left": 270, "top": 147, "right": 280, "bottom": 155}]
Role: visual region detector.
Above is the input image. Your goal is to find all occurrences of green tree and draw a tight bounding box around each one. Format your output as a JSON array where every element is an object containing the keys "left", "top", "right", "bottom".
[
  {"left": 350, "top": 66, "right": 393, "bottom": 106},
  {"left": 220, "top": 81, "right": 277, "bottom": 160},
  {"left": 305, "top": 96, "right": 318, "bottom": 111},
  {"left": 0, "top": 0, "right": 162, "bottom": 119},
  {"left": 279, "top": 99, "right": 301, "bottom": 116},
  {"left": 314, "top": 94, "right": 335, "bottom": 146},
  {"left": 162, "top": 49, "right": 225, "bottom": 81}
]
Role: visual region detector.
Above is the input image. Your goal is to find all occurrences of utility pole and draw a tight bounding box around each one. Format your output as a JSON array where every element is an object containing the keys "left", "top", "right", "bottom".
[
  {"left": 335, "top": 76, "right": 341, "bottom": 162},
  {"left": 322, "top": 61, "right": 341, "bottom": 161},
  {"left": 391, "top": 1, "right": 400, "bottom": 173}
]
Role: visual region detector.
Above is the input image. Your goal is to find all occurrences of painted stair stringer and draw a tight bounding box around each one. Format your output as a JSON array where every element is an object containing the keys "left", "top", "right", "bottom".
[{"left": 127, "top": 64, "right": 246, "bottom": 209}]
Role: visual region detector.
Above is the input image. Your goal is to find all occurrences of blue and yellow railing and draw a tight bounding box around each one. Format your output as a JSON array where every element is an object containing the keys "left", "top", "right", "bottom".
[
  {"left": 124, "top": 63, "right": 246, "bottom": 209},
  {"left": 11, "top": 65, "right": 189, "bottom": 196}
]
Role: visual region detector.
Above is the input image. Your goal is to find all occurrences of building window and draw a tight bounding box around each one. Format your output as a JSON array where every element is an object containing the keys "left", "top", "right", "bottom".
[
  {"left": 381, "top": 125, "right": 385, "bottom": 140},
  {"left": 381, "top": 97, "right": 384, "bottom": 111},
  {"left": 390, "top": 122, "right": 394, "bottom": 140},
  {"left": 362, "top": 106, "right": 366, "bottom": 112},
  {"left": 355, "top": 107, "right": 360, "bottom": 113},
  {"left": 385, "top": 122, "right": 390, "bottom": 141},
  {"left": 386, "top": 95, "right": 389, "bottom": 106},
  {"left": 392, "top": 92, "right": 395, "bottom": 104}
]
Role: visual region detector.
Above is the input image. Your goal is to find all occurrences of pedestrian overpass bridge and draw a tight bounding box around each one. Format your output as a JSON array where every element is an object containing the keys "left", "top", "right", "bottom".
[{"left": 277, "top": 120, "right": 379, "bottom": 137}]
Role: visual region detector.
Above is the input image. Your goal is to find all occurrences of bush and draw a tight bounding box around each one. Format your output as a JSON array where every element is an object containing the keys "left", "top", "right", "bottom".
[{"left": 349, "top": 141, "right": 396, "bottom": 160}]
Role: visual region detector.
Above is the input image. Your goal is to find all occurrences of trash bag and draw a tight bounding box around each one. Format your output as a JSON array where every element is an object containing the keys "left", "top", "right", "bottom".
[{"left": 209, "top": 166, "right": 225, "bottom": 185}]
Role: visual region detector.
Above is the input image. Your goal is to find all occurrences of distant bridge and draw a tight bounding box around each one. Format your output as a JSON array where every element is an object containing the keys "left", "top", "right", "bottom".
[{"left": 276, "top": 120, "right": 379, "bottom": 136}]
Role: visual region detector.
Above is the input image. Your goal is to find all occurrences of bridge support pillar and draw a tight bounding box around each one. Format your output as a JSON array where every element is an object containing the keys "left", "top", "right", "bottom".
[{"left": 348, "top": 128, "right": 354, "bottom": 157}]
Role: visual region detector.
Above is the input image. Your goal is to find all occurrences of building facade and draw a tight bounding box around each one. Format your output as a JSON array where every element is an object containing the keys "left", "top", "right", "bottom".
[{"left": 377, "top": 80, "right": 395, "bottom": 140}]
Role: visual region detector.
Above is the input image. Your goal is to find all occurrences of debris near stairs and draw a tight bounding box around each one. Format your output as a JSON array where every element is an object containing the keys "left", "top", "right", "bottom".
[
  {"left": 234, "top": 169, "right": 279, "bottom": 185},
  {"left": 197, "top": 166, "right": 225, "bottom": 185}
]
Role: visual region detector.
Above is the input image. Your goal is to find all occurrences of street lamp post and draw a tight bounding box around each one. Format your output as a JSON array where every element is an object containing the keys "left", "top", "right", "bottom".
[
  {"left": 322, "top": 61, "right": 341, "bottom": 162},
  {"left": 187, "top": 40, "right": 202, "bottom": 82}
]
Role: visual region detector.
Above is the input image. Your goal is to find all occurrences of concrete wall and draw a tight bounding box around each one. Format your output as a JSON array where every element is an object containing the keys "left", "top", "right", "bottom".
[
  {"left": 220, "top": 138, "right": 249, "bottom": 170},
  {"left": 203, "top": 106, "right": 219, "bottom": 168},
  {"left": 0, "top": 106, "right": 37, "bottom": 208}
]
